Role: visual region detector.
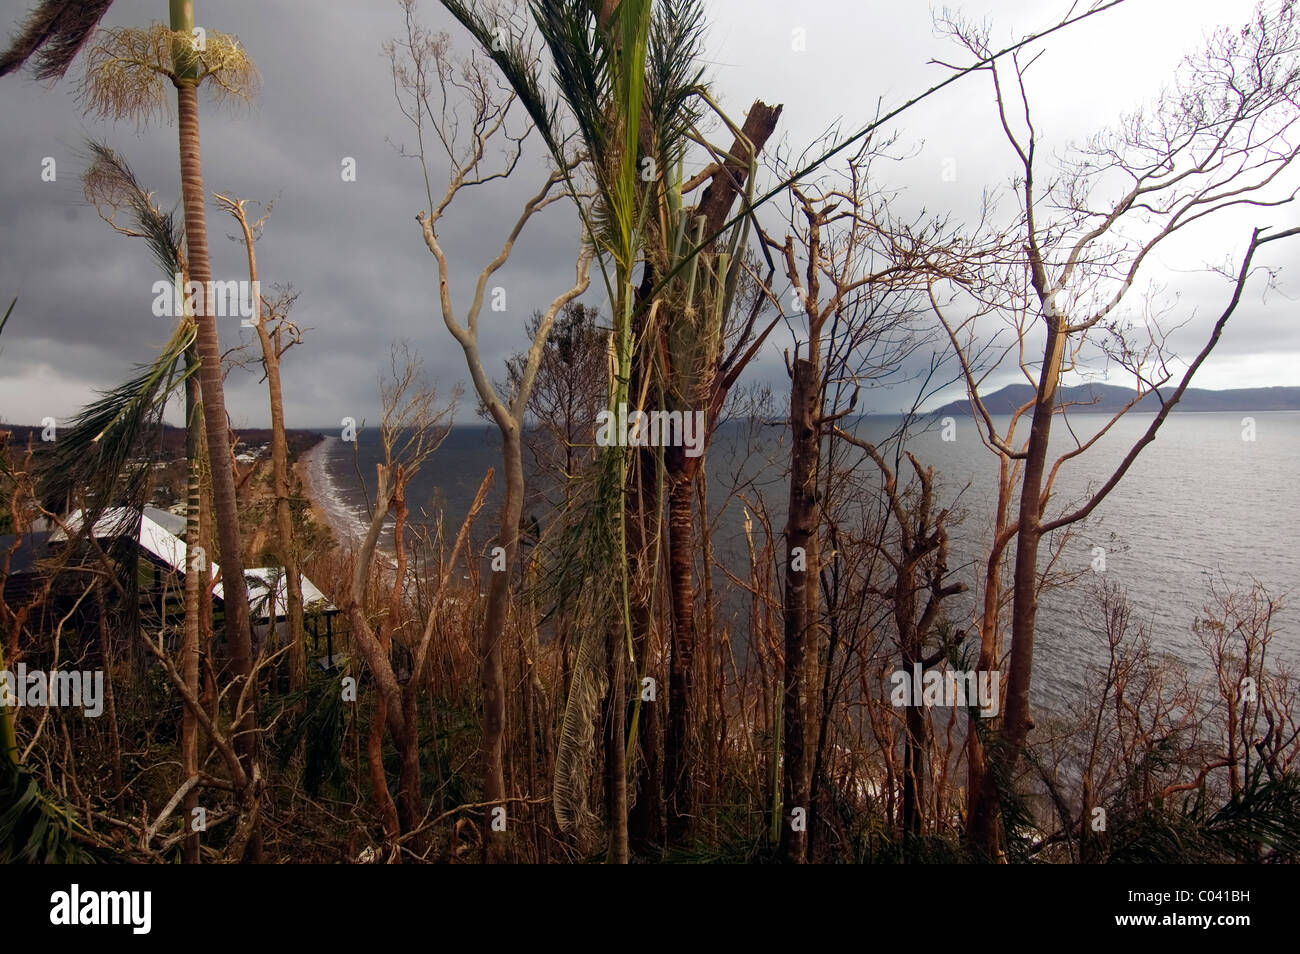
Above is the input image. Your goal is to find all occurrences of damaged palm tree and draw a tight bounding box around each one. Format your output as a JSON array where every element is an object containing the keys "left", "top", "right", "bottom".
[
  {"left": 436, "top": 0, "right": 653, "bottom": 862},
  {"left": 82, "top": 140, "right": 211, "bottom": 862},
  {"left": 77, "top": 3, "right": 263, "bottom": 857},
  {"left": 438, "top": 0, "right": 782, "bottom": 859}
]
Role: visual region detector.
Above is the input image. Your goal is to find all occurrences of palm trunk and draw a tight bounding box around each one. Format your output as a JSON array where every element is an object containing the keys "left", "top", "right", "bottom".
[
  {"left": 182, "top": 348, "right": 201, "bottom": 863},
  {"left": 627, "top": 447, "right": 663, "bottom": 849},
  {"left": 605, "top": 621, "right": 629, "bottom": 863},
  {"left": 659, "top": 102, "right": 782, "bottom": 846},
  {"left": 171, "top": 0, "right": 258, "bottom": 860},
  {"left": 664, "top": 469, "right": 695, "bottom": 842}
]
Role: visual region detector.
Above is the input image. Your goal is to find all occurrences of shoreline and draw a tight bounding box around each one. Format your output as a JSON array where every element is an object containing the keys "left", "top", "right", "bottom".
[{"left": 297, "top": 436, "right": 363, "bottom": 554}]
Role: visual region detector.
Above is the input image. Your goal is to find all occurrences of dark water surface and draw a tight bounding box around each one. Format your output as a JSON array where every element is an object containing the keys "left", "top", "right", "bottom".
[{"left": 316, "top": 411, "right": 1300, "bottom": 712}]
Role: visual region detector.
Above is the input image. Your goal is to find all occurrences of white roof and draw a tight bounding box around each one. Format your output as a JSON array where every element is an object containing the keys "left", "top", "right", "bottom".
[
  {"left": 54, "top": 506, "right": 335, "bottom": 619},
  {"left": 239, "top": 567, "right": 335, "bottom": 620}
]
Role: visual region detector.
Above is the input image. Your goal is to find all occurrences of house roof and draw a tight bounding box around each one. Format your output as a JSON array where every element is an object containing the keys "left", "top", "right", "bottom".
[
  {"left": 51, "top": 506, "right": 336, "bottom": 619},
  {"left": 241, "top": 567, "right": 335, "bottom": 621}
]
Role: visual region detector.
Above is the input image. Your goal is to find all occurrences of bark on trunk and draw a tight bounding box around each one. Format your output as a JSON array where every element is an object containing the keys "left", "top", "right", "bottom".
[
  {"left": 665, "top": 470, "right": 696, "bottom": 842},
  {"left": 627, "top": 448, "right": 663, "bottom": 850},
  {"left": 246, "top": 267, "right": 304, "bottom": 693},
  {"left": 780, "top": 355, "right": 820, "bottom": 863},
  {"left": 388, "top": 472, "right": 422, "bottom": 837},
  {"left": 95, "top": 581, "right": 124, "bottom": 808},
  {"left": 605, "top": 622, "right": 629, "bottom": 863},
  {"left": 967, "top": 462, "right": 1012, "bottom": 854},
  {"left": 480, "top": 426, "right": 522, "bottom": 862},
  {"left": 174, "top": 78, "right": 259, "bottom": 861},
  {"left": 970, "top": 314, "right": 1064, "bottom": 856},
  {"left": 182, "top": 355, "right": 201, "bottom": 863}
]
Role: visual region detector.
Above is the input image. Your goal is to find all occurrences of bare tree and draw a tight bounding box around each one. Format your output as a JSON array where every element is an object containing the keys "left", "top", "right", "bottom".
[
  {"left": 389, "top": 4, "right": 592, "bottom": 861},
  {"left": 505, "top": 302, "right": 606, "bottom": 514},
  {"left": 933, "top": 0, "right": 1300, "bottom": 856},
  {"left": 344, "top": 344, "right": 455, "bottom": 850},
  {"left": 765, "top": 135, "right": 964, "bottom": 861},
  {"left": 214, "top": 194, "right": 309, "bottom": 693}
]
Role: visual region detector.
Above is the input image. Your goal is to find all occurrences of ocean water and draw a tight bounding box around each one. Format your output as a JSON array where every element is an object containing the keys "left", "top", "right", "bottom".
[
  {"left": 308, "top": 425, "right": 510, "bottom": 551},
  {"left": 314, "top": 411, "right": 1300, "bottom": 710}
]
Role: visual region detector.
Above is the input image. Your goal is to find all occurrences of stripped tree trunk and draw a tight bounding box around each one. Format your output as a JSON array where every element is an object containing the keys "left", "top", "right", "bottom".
[
  {"left": 664, "top": 469, "right": 696, "bottom": 841},
  {"left": 480, "top": 425, "right": 523, "bottom": 861},
  {"left": 662, "top": 101, "right": 782, "bottom": 843},
  {"left": 780, "top": 353, "right": 820, "bottom": 863},
  {"left": 223, "top": 198, "right": 306, "bottom": 693},
  {"left": 605, "top": 621, "right": 629, "bottom": 863},
  {"left": 969, "top": 313, "right": 1063, "bottom": 856},
  {"left": 627, "top": 447, "right": 663, "bottom": 849}
]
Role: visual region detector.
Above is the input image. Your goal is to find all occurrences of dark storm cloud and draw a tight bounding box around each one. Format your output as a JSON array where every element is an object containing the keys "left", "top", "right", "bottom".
[
  {"left": 0, "top": 0, "right": 591, "bottom": 430},
  {"left": 1, "top": 0, "right": 1295, "bottom": 430}
]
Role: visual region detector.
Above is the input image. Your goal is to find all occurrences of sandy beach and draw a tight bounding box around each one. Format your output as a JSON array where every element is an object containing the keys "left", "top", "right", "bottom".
[{"left": 297, "top": 436, "right": 363, "bottom": 553}]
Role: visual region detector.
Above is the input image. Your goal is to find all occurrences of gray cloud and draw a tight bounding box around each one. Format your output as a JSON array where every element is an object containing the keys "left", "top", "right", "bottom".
[{"left": 1, "top": 0, "right": 1295, "bottom": 431}]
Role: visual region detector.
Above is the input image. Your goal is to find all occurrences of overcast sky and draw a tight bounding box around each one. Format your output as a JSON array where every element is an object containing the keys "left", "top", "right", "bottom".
[{"left": 1, "top": 0, "right": 1295, "bottom": 430}]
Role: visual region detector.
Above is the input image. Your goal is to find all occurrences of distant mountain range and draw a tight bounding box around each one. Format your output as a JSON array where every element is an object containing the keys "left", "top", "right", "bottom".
[{"left": 929, "top": 384, "right": 1300, "bottom": 417}]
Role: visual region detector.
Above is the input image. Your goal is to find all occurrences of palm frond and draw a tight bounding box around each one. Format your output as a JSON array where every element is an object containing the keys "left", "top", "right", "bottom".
[
  {"left": 439, "top": 0, "right": 563, "bottom": 160},
  {"left": 0, "top": 0, "right": 114, "bottom": 81},
  {"left": 1202, "top": 769, "right": 1300, "bottom": 860},
  {"left": 1107, "top": 768, "right": 1300, "bottom": 863},
  {"left": 81, "top": 25, "right": 259, "bottom": 125},
  {"left": 439, "top": 0, "right": 659, "bottom": 841},
  {"left": 530, "top": 0, "right": 610, "bottom": 167},
  {"left": 646, "top": 0, "right": 707, "bottom": 170},
  {"left": 0, "top": 759, "right": 102, "bottom": 862},
  {"left": 607, "top": 0, "right": 652, "bottom": 268},
  {"left": 549, "top": 447, "right": 623, "bottom": 838},
  {"left": 276, "top": 671, "right": 348, "bottom": 797},
  {"left": 82, "top": 139, "right": 184, "bottom": 276},
  {"left": 38, "top": 319, "right": 196, "bottom": 514},
  {"left": 552, "top": 610, "right": 609, "bottom": 837}
]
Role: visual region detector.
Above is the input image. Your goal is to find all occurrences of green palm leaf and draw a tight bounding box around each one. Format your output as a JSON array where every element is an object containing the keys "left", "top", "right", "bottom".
[{"left": 38, "top": 319, "right": 196, "bottom": 517}]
